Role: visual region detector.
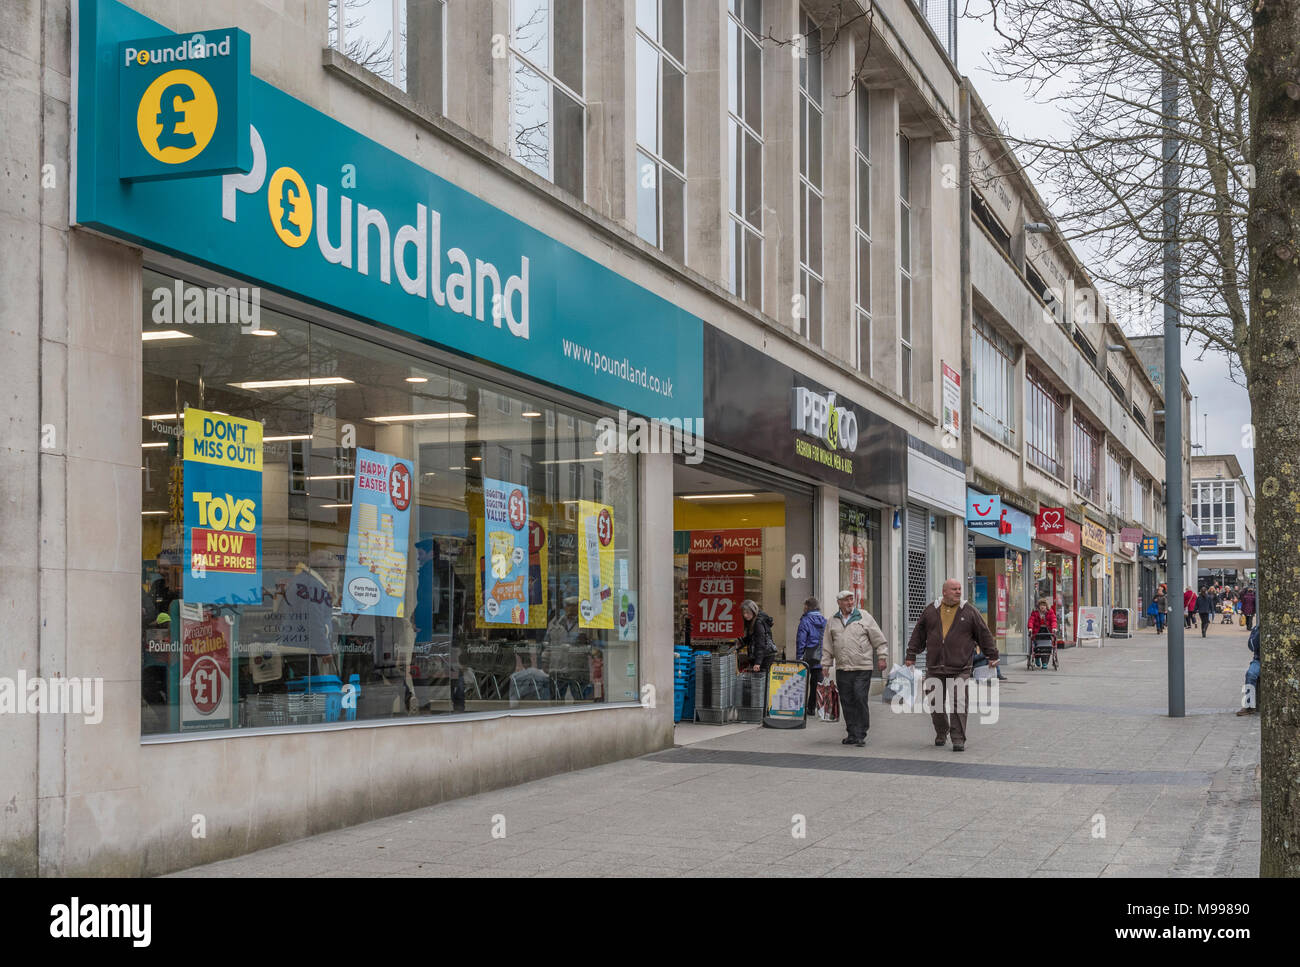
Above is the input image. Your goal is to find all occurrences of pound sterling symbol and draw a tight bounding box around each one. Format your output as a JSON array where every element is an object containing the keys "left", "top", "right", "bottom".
[
  {"left": 155, "top": 83, "right": 197, "bottom": 151},
  {"left": 279, "top": 179, "right": 302, "bottom": 237}
]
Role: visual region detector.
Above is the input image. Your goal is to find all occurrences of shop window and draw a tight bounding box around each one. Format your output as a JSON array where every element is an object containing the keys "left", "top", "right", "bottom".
[
  {"left": 140, "top": 268, "right": 639, "bottom": 736},
  {"left": 838, "top": 504, "right": 881, "bottom": 620}
]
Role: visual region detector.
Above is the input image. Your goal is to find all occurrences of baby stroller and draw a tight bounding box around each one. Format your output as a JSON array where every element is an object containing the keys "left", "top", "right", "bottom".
[{"left": 1028, "top": 630, "right": 1058, "bottom": 671}]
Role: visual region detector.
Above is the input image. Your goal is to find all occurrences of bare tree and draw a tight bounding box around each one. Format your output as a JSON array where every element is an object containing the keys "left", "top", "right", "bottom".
[
  {"left": 1246, "top": 0, "right": 1300, "bottom": 879},
  {"left": 977, "top": 0, "right": 1297, "bottom": 875}
]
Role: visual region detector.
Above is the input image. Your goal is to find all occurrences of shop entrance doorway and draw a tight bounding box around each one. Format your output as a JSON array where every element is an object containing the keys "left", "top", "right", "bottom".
[{"left": 672, "top": 461, "right": 814, "bottom": 663}]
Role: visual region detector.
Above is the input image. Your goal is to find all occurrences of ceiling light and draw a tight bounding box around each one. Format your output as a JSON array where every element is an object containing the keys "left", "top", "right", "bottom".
[
  {"left": 263, "top": 434, "right": 312, "bottom": 442},
  {"left": 319, "top": 503, "right": 352, "bottom": 509},
  {"left": 307, "top": 474, "right": 353, "bottom": 481},
  {"left": 141, "top": 331, "right": 193, "bottom": 341},
  {"left": 143, "top": 413, "right": 179, "bottom": 420},
  {"left": 539, "top": 457, "right": 605, "bottom": 464},
  {"left": 230, "top": 377, "right": 353, "bottom": 390},
  {"left": 141, "top": 442, "right": 169, "bottom": 449},
  {"left": 367, "top": 411, "right": 474, "bottom": 422},
  {"left": 521, "top": 410, "right": 542, "bottom": 417},
  {"left": 679, "top": 493, "right": 757, "bottom": 500},
  {"left": 405, "top": 376, "right": 429, "bottom": 383},
  {"left": 470, "top": 455, "right": 482, "bottom": 461},
  {"left": 247, "top": 329, "right": 278, "bottom": 337},
  {"left": 142, "top": 510, "right": 169, "bottom": 516},
  {"left": 449, "top": 466, "right": 467, "bottom": 471}
]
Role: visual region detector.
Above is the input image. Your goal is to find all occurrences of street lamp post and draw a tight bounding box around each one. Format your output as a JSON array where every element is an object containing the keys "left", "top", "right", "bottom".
[{"left": 1162, "top": 68, "right": 1185, "bottom": 718}]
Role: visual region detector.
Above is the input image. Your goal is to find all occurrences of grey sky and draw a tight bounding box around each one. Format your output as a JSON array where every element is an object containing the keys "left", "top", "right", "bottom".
[{"left": 957, "top": 1, "right": 1255, "bottom": 492}]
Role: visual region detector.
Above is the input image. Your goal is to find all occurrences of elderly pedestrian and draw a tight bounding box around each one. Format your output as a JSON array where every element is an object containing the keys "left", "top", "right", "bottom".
[
  {"left": 905, "top": 579, "right": 998, "bottom": 752},
  {"left": 1240, "top": 586, "right": 1257, "bottom": 631},
  {"left": 821, "top": 590, "right": 888, "bottom": 747}
]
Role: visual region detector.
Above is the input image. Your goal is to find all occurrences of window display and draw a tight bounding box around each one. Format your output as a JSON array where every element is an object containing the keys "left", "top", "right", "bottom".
[
  {"left": 141, "top": 269, "right": 639, "bottom": 735},
  {"left": 838, "top": 504, "right": 881, "bottom": 618}
]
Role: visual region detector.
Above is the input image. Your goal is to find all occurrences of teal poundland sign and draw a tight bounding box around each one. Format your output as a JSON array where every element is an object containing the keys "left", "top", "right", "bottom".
[
  {"left": 117, "top": 27, "right": 250, "bottom": 180},
  {"left": 76, "top": 0, "right": 703, "bottom": 421}
]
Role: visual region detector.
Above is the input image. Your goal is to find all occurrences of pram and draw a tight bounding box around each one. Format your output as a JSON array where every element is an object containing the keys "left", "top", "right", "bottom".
[{"left": 1028, "top": 630, "right": 1059, "bottom": 671}]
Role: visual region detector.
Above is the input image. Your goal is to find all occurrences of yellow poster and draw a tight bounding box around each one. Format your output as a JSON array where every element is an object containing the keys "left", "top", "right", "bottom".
[
  {"left": 475, "top": 516, "right": 549, "bottom": 628},
  {"left": 578, "top": 501, "right": 615, "bottom": 628}
]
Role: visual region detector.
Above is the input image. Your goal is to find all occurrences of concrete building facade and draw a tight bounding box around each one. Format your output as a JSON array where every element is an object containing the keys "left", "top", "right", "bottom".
[{"left": 2, "top": 0, "right": 968, "bottom": 875}]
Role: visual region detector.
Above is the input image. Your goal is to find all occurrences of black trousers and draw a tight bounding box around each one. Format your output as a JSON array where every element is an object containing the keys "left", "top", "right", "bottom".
[
  {"left": 1199, "top": 612, "right": 1211, "bottom": 635},
  {"left": 804, "top": 666, "right": 822, "bottom": 717},
  {"left": 836, "top": 669, "right": 873, "bottom": 741},
  {"left": 1245, "top": 613, "right": 1255, "bottom": 630}
]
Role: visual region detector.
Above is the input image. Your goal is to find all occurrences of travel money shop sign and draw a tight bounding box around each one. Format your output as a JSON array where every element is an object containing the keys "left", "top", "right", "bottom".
[
  {"left": 77, "top": 0, "right": 703, "bottom": 423},
  {"left": 183, "top": 407, "right": 262, "bottom": 605}
]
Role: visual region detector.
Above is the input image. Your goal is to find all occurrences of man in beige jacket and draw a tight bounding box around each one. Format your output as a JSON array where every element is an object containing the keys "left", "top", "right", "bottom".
[{"left": 822, "top": 590, "right": 889, "bottom": 747}]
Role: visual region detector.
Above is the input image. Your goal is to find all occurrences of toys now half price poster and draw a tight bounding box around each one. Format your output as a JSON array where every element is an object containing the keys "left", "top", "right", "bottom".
[
  {"left": 183, "top": 407, "right": 262, "bottom": 605},
  {"left": 482, "top": 477, "right": 530, "bottom": 624},
  {"left": 342, "top": 448, "right": 413, "bottom": 616},
  {"left": 579, "top": 501, "right": 615, "bottom": 628}
]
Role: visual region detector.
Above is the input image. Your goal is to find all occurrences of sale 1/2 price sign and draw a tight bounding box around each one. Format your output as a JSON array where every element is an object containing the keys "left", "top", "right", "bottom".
[{"left": 688, "top": 553, "right": 744, "bottom": 639}]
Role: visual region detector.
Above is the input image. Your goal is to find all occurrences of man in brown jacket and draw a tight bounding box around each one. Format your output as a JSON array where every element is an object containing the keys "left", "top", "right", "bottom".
[{"left": 904, "top": 579, "right": 997, "bottom": 752}]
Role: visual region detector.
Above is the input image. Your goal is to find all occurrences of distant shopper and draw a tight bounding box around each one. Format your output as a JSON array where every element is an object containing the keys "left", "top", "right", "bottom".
[
  {"left": 1240, "top": 587, "right": 1257, "bottom": 631},
  {"left": 1152, "top": 585, "right": 1168, "bottom": 633},
  {"left": 1184, "top": 587, "right": 1197, "bottom": 629},
  {"left": 1238, "top": 624, "right": 1261, "bottom": 716},
  {"left": 1195, "top": 586, "right": 1213, "bottom": 637},
  {"left": 795, "top": 597, "right": 827, "bottom": 718},
  {"left": 822, "top": 591, "right": 888, "bottom": 747},
  {"left": 905, "top": 579, "right": 997, "bottom": 752},
  {"left": 739, "top": 600, "right": 778, "bottom": 673}
]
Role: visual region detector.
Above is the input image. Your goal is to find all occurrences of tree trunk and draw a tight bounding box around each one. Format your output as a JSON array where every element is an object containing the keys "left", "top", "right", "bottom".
[{"left": 1248, "top": 0, "right": 1300, "bottom": 878}]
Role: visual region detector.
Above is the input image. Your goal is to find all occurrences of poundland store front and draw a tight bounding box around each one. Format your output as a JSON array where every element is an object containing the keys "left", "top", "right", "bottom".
[{"left": 55, "top": 0, "right": 705, "bottom": 872}]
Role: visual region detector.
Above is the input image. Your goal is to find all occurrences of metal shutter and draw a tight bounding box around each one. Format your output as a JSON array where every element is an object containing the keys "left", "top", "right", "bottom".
[{"left": 905, "top": 503, "right": 931, "bottom": 649}]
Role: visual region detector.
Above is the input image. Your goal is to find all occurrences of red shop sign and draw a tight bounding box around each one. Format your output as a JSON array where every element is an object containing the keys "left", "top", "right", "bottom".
[
  {"left": 1035, "top": 507, "right": 1066, "bottom": 534},
  {"left": 1035, "top": 516, "right": 1081, "bottom": 554}
]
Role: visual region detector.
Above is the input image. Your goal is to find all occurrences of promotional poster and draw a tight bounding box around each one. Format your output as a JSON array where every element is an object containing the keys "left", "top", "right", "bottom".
[
  {"left": 482, "top": 477, "right": 530, "bottom": 624},
  {"left": 578, "top": 501, "right": 615, "bottom": 628},
  {"left": 182, "top": 407, "right": 262, "bottom": 605},
  {"left": 342, "top": 448, "right": 413, "bottom": 617}
]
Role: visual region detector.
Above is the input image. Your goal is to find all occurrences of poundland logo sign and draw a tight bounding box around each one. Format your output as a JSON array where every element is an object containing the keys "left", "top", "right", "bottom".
[
  {"left": 117, "top": 26, "right": 250, "bottom": 181},
  {"left": 77, "top": 0, "right": 702, "bottom": 422}
]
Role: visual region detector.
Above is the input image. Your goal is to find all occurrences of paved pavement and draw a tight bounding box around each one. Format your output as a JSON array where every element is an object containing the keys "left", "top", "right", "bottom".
[{"left": 173, "top": 619, "right": 1261, "bottom": 877}]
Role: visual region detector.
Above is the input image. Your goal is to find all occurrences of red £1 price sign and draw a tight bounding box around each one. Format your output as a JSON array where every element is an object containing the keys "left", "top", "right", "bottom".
[
  {"left": 507, "top": 489, "right": 527, "bottom": 530},
  {"left": 389, "top": 462, "right": 411, "bottom": 511},
  {"left": 597, "top": 507, "right": 613, "bottom": 546}
]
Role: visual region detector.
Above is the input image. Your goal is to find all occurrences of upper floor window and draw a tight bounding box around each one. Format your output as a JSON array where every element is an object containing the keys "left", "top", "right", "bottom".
[
  {"left": 1072, "top": 414, "right": 1102, "bottom": 505},
  {"left": 1026, "top": 366, "right": 1064, "bottom": 479},
  {"left": 1106, "top": 449, "right": 1126, "bottom": 517},
  {"left": 797, "top": 9, "right": 824, "bottom": 345},
  {"left": 899, "top": 133, "right": 913, "bottom": 401},
  {"left": 727, "top": 0, "right": 763, "bottom": 310},
  {"left": 854, "top": 83, "right": 872, "bottom": 375},
  {"left": 972, "top": 315, "right": 1016, "bottom": 447},
  {"left": 635, "top": 0, "right": 686, "bottom": 261},
  {"left": 509, "top": 0, "right": 586, "bottom": 198},
  {"left": 971, "top": 189, "right": 1011, "bottom": 256}
]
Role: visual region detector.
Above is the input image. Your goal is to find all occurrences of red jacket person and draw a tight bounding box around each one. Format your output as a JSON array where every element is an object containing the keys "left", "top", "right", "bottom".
[{"left": 904, "top": 579, "right": 997, "bottom": 752}]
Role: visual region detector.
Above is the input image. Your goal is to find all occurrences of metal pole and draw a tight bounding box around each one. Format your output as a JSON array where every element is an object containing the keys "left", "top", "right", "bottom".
[{"left": 1162, "top": 69, "right": 1185, "bottom": 718}]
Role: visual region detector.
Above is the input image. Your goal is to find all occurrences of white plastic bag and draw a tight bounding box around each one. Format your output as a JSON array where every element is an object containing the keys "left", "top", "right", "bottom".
[{"left": 884, "top": 663, "right": 921, "bottom": 711}]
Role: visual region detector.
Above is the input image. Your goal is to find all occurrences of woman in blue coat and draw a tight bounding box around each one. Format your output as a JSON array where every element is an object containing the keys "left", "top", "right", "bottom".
[{"left": 796, "top": 597, "right": 827, "bottom": 718}]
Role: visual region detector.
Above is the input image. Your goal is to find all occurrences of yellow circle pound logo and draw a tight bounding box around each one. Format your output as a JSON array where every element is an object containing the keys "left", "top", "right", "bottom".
[
  {"left": 135, "top": 69, "right": 219, "bottom": 165},
  {"left": 266, "top": 167, "right": 314, "bottom": 248}
]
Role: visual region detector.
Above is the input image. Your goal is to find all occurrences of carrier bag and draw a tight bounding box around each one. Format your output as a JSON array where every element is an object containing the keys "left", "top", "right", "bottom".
[
  {"left": 883, "top": 663, "right": 921, "bottom": 710},
  {"left": 816, "top": 679, "right": 840, "bottom": 722}
]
